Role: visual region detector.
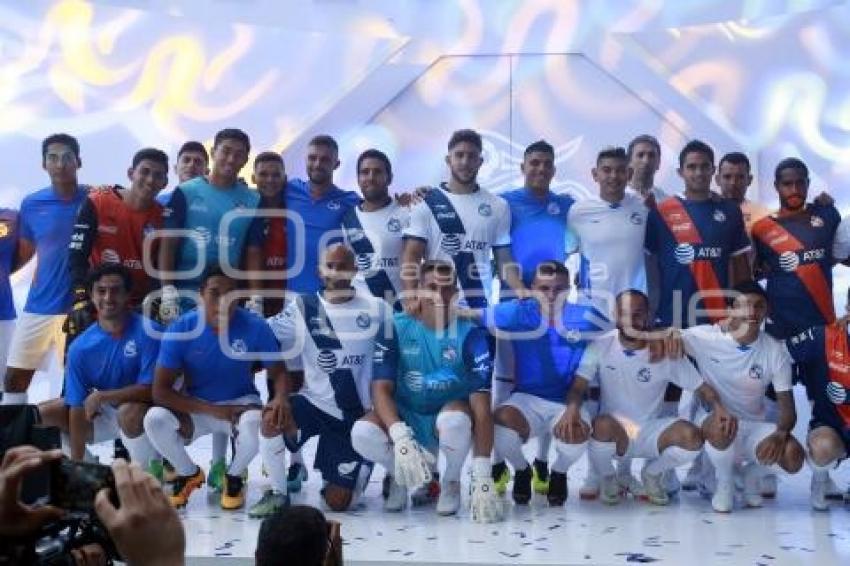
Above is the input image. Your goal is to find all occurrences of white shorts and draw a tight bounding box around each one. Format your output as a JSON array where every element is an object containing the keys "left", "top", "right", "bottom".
[
  {"left": 6, "top": 313, "right": 66, "bottom": 371},
  {"left": 188, "top": 394, "right": 262, "bottom": 442},
  {"left": 696, "top": 409, "right": 775, "bottom": 463},
  {"left": 501, "top": 392, "right": 588, "bottom": 440},
  {"left": 616, "top": 416, "right": 677, "bottom": 459},
  {"left": 91, "top": 404, "right": 121, "bottom": 444},
  {"left": 0, "top": 319, "right": 14, "bottom": 383}
]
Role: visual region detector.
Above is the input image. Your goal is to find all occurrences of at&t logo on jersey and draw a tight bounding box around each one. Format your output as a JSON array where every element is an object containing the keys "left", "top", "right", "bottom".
[
  {"left": 355, "top": 252, "right": 373, "bottom": 272},
  {"left": 779, "top": 251, "right": 800, "bottom": 272},
  {"left": 637, "top": 367, "right": 651, "bottom": 382},
  {"left": 748, "top": 364, "right": 764, "bottom": 380},
  {"left": 123, "top": 340, "right": 137, "bottom": 358},
  {"left": 387, "top": 218, "right": 402, "bottom": 233},
  {"left": 194, "top": 226, "right": 212, "bottom": 245},
  {"left": 675, "top": 244, "right": 695, "bottom": 265},
  {"left": 478, "top": 203, "right": 492, "bottom": 217},
  {"left": 404, "top": 370, "right": 424, "bottom": 392},
  {"left": 317, "top": 349, "right": 338, "bottom": 373},
  {"left": 441, "top": 234, "right": 462, "bottom": 255}
]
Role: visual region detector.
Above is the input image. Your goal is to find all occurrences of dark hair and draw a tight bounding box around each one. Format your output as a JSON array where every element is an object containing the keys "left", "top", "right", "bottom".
[
  {"left": 87, "top": 263, "right": 132, "bottom": 293},
  {"left": 308, "top": 134, "right": 339, "bottom": 154},
  {"left": 524, "top": 140, "right": 554, "bottom": 158},
  {"left": 177, "top": 141, "right": 208, "bottom": 161},
  {"left": 255, "top": 505, "right": 329, "bottom": 566},
  {"left": 200, "top": 265, "right": 231, "bottom": 286},
  {"left": 596, "top": 146, "right": 628, "bottom": 165},
  {"left": 447, "top": 129, "right": 482, "bottom": 152},
  {"left": 615, "top": 288, "right": 649, "bottom": 309},
  {"left": 213, "top": 128, "right": 250, "bottom": 153},
  {"left": 42, "top": 133, "right": 80, "bottom": 163},
  {"left": 718, "top": 151, "right": 750, "bottom": 172},
  {"left": 132, "top": 148, "right": 169, "bottom": 170},
  {"left": 254, "top": 151, "right": 284, "bottom": 169},
  {"left": 356, "top": 149, "right": 392, "bottom": 177},
  {"left": 626, "top": 134, "right": 660, "bottom": 161},
  {"left": 730, "top": 280, "right": 768, "bottom": 305},
  {"left": 774, "top": 157, "right": 809, "bottom": 183},
  {"left": 420, "top": 260, "right": 457, "bottom": 284},
  {"left": 678, "top": 139, "right": 714, "bottom": 168},
  {"left": 534, "top": 260, "right": 570, "bottom": 281}
]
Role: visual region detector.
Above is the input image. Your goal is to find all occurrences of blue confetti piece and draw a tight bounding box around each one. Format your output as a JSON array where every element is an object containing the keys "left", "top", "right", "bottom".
[{"left": 500, "top": 552, "right": 521, "bottom": 558}]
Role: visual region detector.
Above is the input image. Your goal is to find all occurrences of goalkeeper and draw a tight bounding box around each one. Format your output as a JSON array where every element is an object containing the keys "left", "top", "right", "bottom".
[{"left": 351, "top": 260, "right": 503, "bottom": 522}]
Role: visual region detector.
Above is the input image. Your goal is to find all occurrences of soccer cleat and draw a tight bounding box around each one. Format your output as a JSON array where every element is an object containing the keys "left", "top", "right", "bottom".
[
  {"left": 163, "top": 460, "right": 178, "bottom": 483},
  {"left": 248, "top": 490, "right": 290, "bottom": 518},
  {"left": 811, "top": 471, "right": 831, "bottom": 511},
  {"left": 663, "top": 469, "right": 681, "bottom": 496},
  {"left": 492, "top": 462, "right": 510, "bottom": 496},
  {"left": 287, "top": 462, "right": 308, "bottom": 494},
  {"left": 221, "top": 473, "right": 246, "bottom": 510},
  {"left": 641, "top": 468, "right": 669, "bottom": 506},
  {"left": 512, "top": 465, "right": 532, "bottom": 505},
  {"left": 579, "top": 470, "right": 600, "bottom": 500},
  {"left": 547, "top": 471, "right": 568, "bottom": 506},
  {"left": 618, "top": 472, "right": 646, "bottom": 499},
  {"left": 147, "top": 459, "right": 165, "bottom": 483},
  {"left": 531, "top": 459, "right": 550, "bottom": 495},
  {"left": 825, "top": 474, "right": 844, "bottom": 500},
  {"left": 208, "top": 459, "right": 226, "bottom": 492},
  {"left": 742, "top": 464, "right": 764, "bottom": 508},
  {"left": 760, "top": 473, "right": 778, "bottom": 498},
  {"left": 600, "top": 474, "right": 621, "bottom": 505},
  {"left": 170, "top": 467, "right": 205, "bottom": 508},
  {"left": 711, "top": 482, "right": 734, "bottom": 513},
  {"left": 384, "top": 476, "right": 408, "bottom": 512},
  {"left": 436, "top": 480, "right": 461, "bottom": 516},
  {"left": 382, "top": 474, "right": 392, "bottom": 499},
  {"left": 411, "top": 476, "right": 441, "bottom": 507}
]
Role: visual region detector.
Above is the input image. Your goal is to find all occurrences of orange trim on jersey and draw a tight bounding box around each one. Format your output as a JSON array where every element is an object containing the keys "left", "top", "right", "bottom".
[
  {"left": 657, "top": 198, "right": 726, "bottom": 323},
  {"left": 752, "top": 216, "right": 835, "bottom": 324},
  {"left": 824, "top": 324, "right": 850, "bottom": 427}
]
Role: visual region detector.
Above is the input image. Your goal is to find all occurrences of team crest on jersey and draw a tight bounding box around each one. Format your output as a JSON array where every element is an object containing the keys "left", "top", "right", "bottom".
[
  {"left": 748, "top": 364, "right": 764, "bottom": 380},
  {"left": 713, "top": 210, "right": 726, "bottom": 223},
  {"left": 231, "top": 339, "right": 247, "bottom": 354},
  {"left": 327, "top": 200, "right": 341, "bottom": 211},
  {"left": 0, "top": 223, "right": 7, "bottom": 238},
  {"left": 441, "top": 344, "right": 458, "bottom": 363},
  {"left": 779, "top": 251, "right": 800, "bottom": 272},
  {"left": 440, "top": 234, "right": 462, "bottom": 255},
  {"left": 101, "top": 249, "right": 121, "bottom": 264},
  {"left": 317, "top": 349, "right": 338, "bottom": 373},
  {"left": 674, "top": 243, "right": 695, "bottom": 265},
  {"left": 355, "top": 253, "right": 373, "bottom": 272},
  {"left": 123, "top": 340, "right": 137, "bottom": 358},
  {"left": 565, "top": 329, "right": 581, "bottom": 343},
  {"left": 547, "top": 202, "right": 561, "bottom": 215},
  {"left": 356, "top": 312, "right": 371, "bottom": 329},
  {"left": 478, "top": 203, "right": 492, "bottom": 217},
  {"left": 811, "top": 215, "right": 825, "bottom": 228},
  {"left": 637, "top": 367, "right": 651, "bottom": 382},
  {"left": 387, "top": 218, "right": 402, "bottom": 233},
  {"left": 629, "top": 212, "right": 643, "bottom": 225}
]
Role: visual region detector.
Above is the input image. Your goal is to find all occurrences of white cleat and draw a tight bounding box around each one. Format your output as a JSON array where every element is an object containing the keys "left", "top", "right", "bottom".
[
  {"left": 811, "top": 472, "right": 830, "bottom": 511},
  {"left": 580, "top": 471, "right": 600, "bottom": 500},
  {"left": 712, "top": 482, "right": 734, "bottom": 513},
  {"left": 642, "top": 468, "right": 670, "bottom": 506},
  {"left": 436, "top": 481, "right": 461, "bottom": 516},
  {"left": 742, "top": 464, "right": 764, "bottom": 508},
  {"left": 617, "top": 472, "right": 646, "bottom": 499},
  {"left": 600, "top": 474, "right": 621, "bottom": 505},
  {"left": 760, "top": 473, "right": 778, "bottom": 498},
  {"left": 663, "top": 469, "right": 681, "bottom": 496},
  {"left": 384, "top": 476, "right": 408, "bottom": 512}
]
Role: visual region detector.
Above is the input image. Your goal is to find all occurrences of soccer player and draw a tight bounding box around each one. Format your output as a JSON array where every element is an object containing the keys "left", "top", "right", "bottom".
[
  {"left": 0, "top": 208, "right": 19, "bottom": 380},
  {"left": 257, "top": 244, "right": 390, "bottom": 515},
  {"left": 37, "top": 265, "right": 161, "bottom": 473},
  {"left": 143, "top": 266, "right": 284, "bottom": 509},
  {"left": 670, "top": 282, "right": 804, "bottom": 513},
  {"left": 2, "top": 134, "right": 88, "bottom": 405},
  {"left": 579, "top": 290, "right": 719, "bottom": 506},
  {"left": 284, "top": 135, "right": 360, "bottom": 294},
  {"left": 835, "top": 215, "right": 850, "bottom": 264},
  {"left": 715, "top": 152, "right": 769, "bottom": 235},
  {"left": 342, "top": 149, "right": 409, "bottom": 311},
  {"left": 66, "top": 148, "right": 169, "bottom": 336},
  {"left": 645, "top": 139, "right": 752, "bottom": 330},
  {"left": 626, "top": 134, "right": 669, "bottom": 201},
  {"left": 478, "top": 261, "right": 602, "bottom": 507},
  {"left": 174, "top": 140, "right": 209, "bottom": 183},
  {"left": 351, "top": 260, "right": 502, "bottom": 521}
]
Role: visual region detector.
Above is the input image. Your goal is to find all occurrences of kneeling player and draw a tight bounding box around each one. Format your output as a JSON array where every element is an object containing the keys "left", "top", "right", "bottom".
[
  {"left": 144, "top": 266, "right": 283, "bottom": 509},
  {"left": 578, "top": 290, "right": 718, "bottom": 505},
  {"left": 671, "top": 282, "right": 804, "bottom": 512},
  {"left": 257, "top": 244, "right": 391, "bottom": 516},
  {"left": 351, "top": 260, "right": 503, "bottom": 522},
  {"left": 39, "top": 264, "right": 160, "bottom": 472}
]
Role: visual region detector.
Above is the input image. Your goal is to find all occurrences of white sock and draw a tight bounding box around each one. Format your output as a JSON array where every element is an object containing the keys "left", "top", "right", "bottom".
[
  {"left": 228, "top": 410, "right": 260, "bottom": 476},
  {"left": 260, "top": 434, "right": 289, "bottom": 494},
  {"left": 552, "top": 440, "right": 586, "bottom": 473},
  {"left": 494, "top": 425, "right": 528, "bottom": 472},
  {"left": 350, "top": 420, "right": 394, "bottom": 472},
  {"left": 617, "top": 457, "right": 632, "bottom": 477},
  {"left": 645, "top": 446, "right": 699, "bottom": 476},
  {"left": 119, "top": 430, "right": 159, "bottom": 469},
  {"left": 211, "top": 433, "right": 228, "bottom": 464},
  {"left": 143, "top": 407, "right": 195, "bottom": 476},
  {"left": 436, "top": 411, "right": 472, "bottom": 482},
  {"left": 588, "top": 439, "right": 617, "bottom": 477},
  {"left": 704, "top": 442, "right": 735, "bottom": 484},
  {"left": 536, "top": 433, "right": 551, "bottom": 462},
  {"left": 1, "top": 392, "right": 26, "bottom": 405}
]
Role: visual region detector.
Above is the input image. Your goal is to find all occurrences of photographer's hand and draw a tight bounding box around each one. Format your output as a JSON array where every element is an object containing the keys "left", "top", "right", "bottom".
[
  {"left": 0, "top": 446, "right": 65, "bottom": 537},
  {"left": 94, "top": 460, "right": 185, "bottom": 566}
]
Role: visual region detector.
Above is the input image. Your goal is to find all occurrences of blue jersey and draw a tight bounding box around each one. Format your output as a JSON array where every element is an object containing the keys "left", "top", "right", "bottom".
[
  {"left": 0, "top": 209, "right": 19, "bottom": 320},
  {"left": 645, "top": 196, "right": 750, "bottom": 328},
  {"left": 500, "top": 188, "right": 575, "bottom": 287},
  {"left": 284, "top": 179, "right": 359, "bottom": 293},
  {"left": 373, "top": 312, "right": 492, "bottom": 415},
  {"left": 752, "top": 205, "right": 841, "bottom": 339},
  {"left": 64, "top": 313, "right": 161, "bottom": 408},
  {"left": 20, "top": 186, "right": 88, "bottom": 314},
  {"left": 487, "top": 298, "right": 603, "bottom": 402},
  {"left": 164, "top": 177, "right": 263, "bottom": 289},
  {"left": 157, "top": 308, "right": 278, "bottom": 402}
]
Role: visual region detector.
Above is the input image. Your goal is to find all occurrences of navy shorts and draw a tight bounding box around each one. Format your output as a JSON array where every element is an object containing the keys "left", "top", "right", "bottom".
[{"left": 284, "top": 394, "right": 367, "bottom": 490}]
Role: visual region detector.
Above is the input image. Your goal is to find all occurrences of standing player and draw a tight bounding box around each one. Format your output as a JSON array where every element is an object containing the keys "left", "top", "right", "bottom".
[
  {"left": 0, "top": 208, "right": 19, "bottom": 380},
  {"left": 579, "top": 290, "right": 717, "bottom": 506},
  {"left": 256, "top": 244, "right": 390, "bottom": 515},
  {"left": 351, "top": 260, "right": 502, "bottom": 521},
  {"left": 2, "top": 134, "right": 88, "bottom": 405},
  {"left": 342, "top": 149, "right": 409, "bottom": 311},
  {"left": 37, "top": 265, "right": 161, "bottom": 473},
  {"left": 143, "top": 266, "right": 284, "bottom": 509},
  {"left": 671, "top": 282, "right": 805, "bottom": 513},
  {"left": 626, "top": 134, "right": 669, "bottom": 202},
  {"left": 715, "top": 152, "right": 769, "bottom": 235}
]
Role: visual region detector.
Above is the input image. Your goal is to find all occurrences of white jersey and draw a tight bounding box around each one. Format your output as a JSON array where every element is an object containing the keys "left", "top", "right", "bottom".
[
  {"left": 567, "top": 193, "right": 648, "bottom": 316},
  {"left": 268, "top": 291, "right": 390, "bottom": 420},
  {"left": 681, "top": 324, "right": 792, "bottom": 422},
  {"left": 577, "top": 330, "right": 702, "bottom": 426},
  {"left": 342, "top": 201, "right": 410, "bottom": 302},
  {"left": 404, "top": 185, "right": 511, "bottom": 306},
  {"left": 834, "top": 214, "right": 850, "bottom": 261}
]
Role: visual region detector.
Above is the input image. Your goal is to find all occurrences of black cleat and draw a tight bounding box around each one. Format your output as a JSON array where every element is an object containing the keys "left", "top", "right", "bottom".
[
  {"left": 512, "top": 465, "right": 533, "bottom": 505},
  {"left": 547, "top": 471, "right": 568, "bottom": 506}
]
